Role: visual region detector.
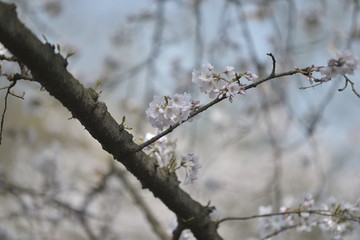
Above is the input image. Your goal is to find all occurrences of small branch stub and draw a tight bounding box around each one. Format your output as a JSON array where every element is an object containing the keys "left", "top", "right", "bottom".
[{"left": 267, "top": 53, "right": 276, "bottom": 76}]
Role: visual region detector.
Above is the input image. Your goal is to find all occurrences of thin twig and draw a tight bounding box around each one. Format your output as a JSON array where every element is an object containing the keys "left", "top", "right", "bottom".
[
  {"left": 267, "top": 53, "right": 276, "bottom": 76},
  {"left": 0, "top": 80, "right": 17, "bottom": 145},
  {"left": 299, "top": 82, "right": 323, "bottom": 89},
  {"left": 8, "top": 91, "right": 24, "bottom": 99},
  {"left": 217, "top": 209, "right": 360, "bottom": 225},
  {"left": 338, "top": 75, "right": 360, "bottom": 98},
  {"left": 4, "top": 73, "right": 33, "bottom": 81},
  {"left": 338, "top": 78, "right": 349, "bottom": 92}
]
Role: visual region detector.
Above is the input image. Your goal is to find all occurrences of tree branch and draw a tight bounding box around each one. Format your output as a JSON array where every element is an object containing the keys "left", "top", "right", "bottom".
[{"left": 0, "top": 3, "right": 221, "bottom": 239}]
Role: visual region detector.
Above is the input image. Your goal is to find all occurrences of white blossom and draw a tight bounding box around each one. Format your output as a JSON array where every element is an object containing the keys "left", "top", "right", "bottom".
[
  {"left": 180, "top": 153, "right": 201, "bottom": 185},
  {"left": 192, "top": 63, "right": 258, "bottom": 100},
  {"left": 143, "top": 134, "right": 201, "bottom": 184},
  {"left": 320, "top": 50, "right": 358, "bottom": 79},
  {"left": 171, "top": 93, "right": 192, "bottom": 121},
  {"left": 318, "top": 197, "right": 360, "bottom": 240},
  {"left": 244, "top": 71, "right": 258, "bottom": 81},
  {"left": 257, "top": 194, "right": 360, "bottom": 240},
  {"left": 146, "top": 93, "right": 194, "bottom": 131},
  {"left": 223, "top": 66, "right": 236, "bottom": 78},
  {"left": 221, "top": 81, "right": 241, "bottom": 102},
  {"left": 302, "top": 192, "right": 315, "bottom": 209},
  {"left": 0, "top": 44, "right": 7, "bottom": 55},
  {"left": 180, "top": 230, "right": 196, "bottom": 240},
  {"left": 258, "top": 206, "right": 293, "bottom": 239},
  {"left": 144, "top": 133, "right": 176, "bottom": 166},
  {"left": 192, "top": 63, "right": 218, "bottom": 95}
]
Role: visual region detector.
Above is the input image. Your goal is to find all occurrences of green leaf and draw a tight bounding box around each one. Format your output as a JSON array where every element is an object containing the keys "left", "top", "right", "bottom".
[
  {"left": 121, "top": 116, "right": 126, "bottom": 125},
  {"left": 168, "top": 157, "right": 177, "bottom": 173},
  {"left": 95, "top": 80, "right": 102, "bottom": 90},
  {"left": 66, "top": 52, "right": 76, "bottom": 59}
]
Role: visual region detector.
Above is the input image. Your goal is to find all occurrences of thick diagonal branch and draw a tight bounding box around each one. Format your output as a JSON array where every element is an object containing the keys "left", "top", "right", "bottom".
[{"left": 0, "top": 3, "right": 221, "bottom": 239}]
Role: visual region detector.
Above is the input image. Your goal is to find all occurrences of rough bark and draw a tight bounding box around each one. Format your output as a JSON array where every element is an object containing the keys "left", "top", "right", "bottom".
[{"left": 0, "top": 3, "right": 222, "bottom": 239}]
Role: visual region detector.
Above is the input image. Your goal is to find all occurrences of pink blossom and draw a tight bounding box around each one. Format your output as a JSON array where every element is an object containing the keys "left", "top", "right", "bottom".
[{"left": 320, "top": 50, "right": 358, "bottom": 79}]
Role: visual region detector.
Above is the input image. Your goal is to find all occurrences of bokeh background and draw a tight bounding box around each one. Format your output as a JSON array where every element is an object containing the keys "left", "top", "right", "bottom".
[{"left": 1, "top": 0, "right": 360, "bottom": 239}]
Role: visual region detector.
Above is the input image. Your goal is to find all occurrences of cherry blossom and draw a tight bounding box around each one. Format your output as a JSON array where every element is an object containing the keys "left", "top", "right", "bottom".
[
  {"left": 147, "top": 63, "right": 259, "bottom": 130},
  {"left": 143, "top": 133, "right": 176, "bottom": 167},
  {"left": 295, "top": 51, "right": 358, "bottom": 84},
  {"left": 0, "top": 43, "right": 7, "bottom": 55},
  {"left": 243, "top": 71, "right": 259, "bottom": 81},
  {"left": 180, "top": 153, "right": 201, "bottom": 185},
  {"left": 220, "top": 81, "right": 241, "bottom": 102},
  {"left": 223, "top": 66, "right": 236, "bottom": 78},
  {"left": 319, "top": 197, "right": 360, "bottom": 240},
  {"left": 146, "top": 93, "right": 194, "bottom": 131},
  {"left": 258, "top": 206, "right": 294, "bottom": 239},
  {"left": 142, "top": 134, "right": 201, "bottom": 185},
  {"left": 192, "top": 63, "right": 218, "bottom": 95},
  {"left": 192, "top": 63, "right": 258, "bottom": 100},
  {"left": 257, "top": 193, "right": 360, "bottom": 240},
  {"left": 319, "top": 50, "right": 358, "bottom": 79},
  {"left": 179, "top": 230, "right": 196, "bottom": 240}
]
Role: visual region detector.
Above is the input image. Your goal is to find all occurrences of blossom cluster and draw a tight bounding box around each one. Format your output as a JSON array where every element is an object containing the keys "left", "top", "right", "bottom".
[
  {"left": 142, "top": 133, "right": 201, "bottom": 185},
  {"left": 146, "top": 64, "right": 258, "bottom": 130},
  {"left": 192, "top": 63, "right": 258, "bottom": 102},
  {"left": 297, "top": 50, "right": 359, "bottom": 83},
  {"left": 258, "top": 193, "right": 360, "bottom": 240},
  {"left": 319, "top": 50, "right": 358, "bottom": 81},
  {"left": 146, "top": 93, "right": 200, "bottom": 131},
  {"left": 180, "top": 153, "right": 201, "bottom": 185},
  {"left": 319, "top": 197, "right": 360, "bottom": 240},
  {"left": 144, "top": 64, "right": 258, "bottom": 186}
]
